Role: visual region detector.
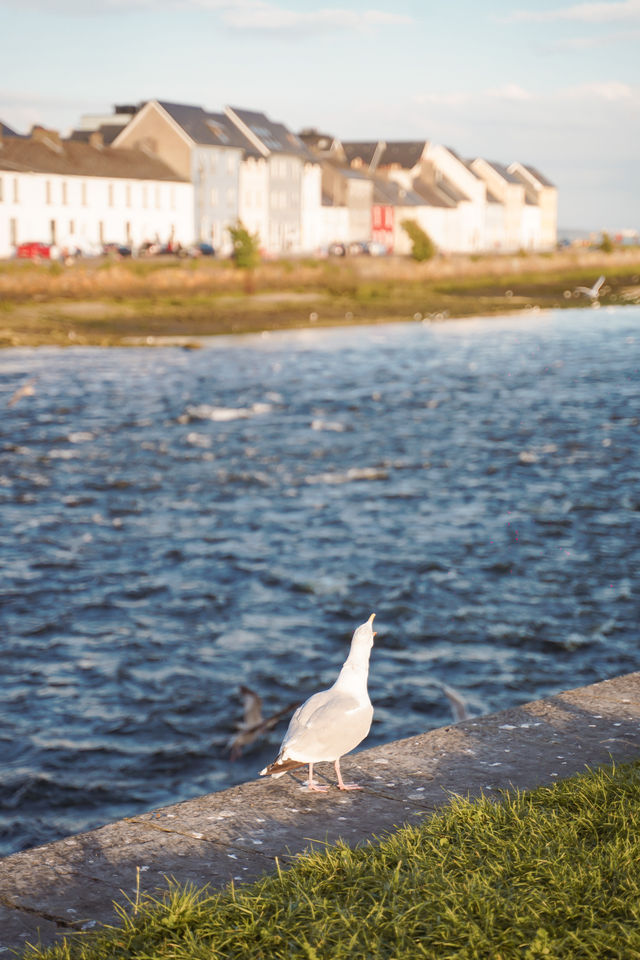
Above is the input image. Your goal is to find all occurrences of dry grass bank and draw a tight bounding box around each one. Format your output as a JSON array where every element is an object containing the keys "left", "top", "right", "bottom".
[{"left": 1, "top": 248, "right": 639, "bottom": 347}]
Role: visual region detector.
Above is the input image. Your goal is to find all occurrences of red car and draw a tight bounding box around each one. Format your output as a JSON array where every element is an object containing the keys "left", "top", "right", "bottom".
[{"left": 16, "top": 242, "right": 54, "bottom": 260}]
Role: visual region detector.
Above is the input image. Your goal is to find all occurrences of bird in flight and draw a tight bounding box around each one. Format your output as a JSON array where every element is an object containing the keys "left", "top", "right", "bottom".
[{"left": 574, "top": 275, "right": 605, "bottom": 301}]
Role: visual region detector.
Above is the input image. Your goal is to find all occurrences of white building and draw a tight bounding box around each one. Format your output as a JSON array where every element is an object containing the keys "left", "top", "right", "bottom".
[
  {"left": 113, "top": 101, "right": 248, "bottom": 256},
  {"left": 0, "top": 126, "right": 192, "bottom": 258},
  {"left": 225, "top": 107, "right": 322, "bottom": 256}
]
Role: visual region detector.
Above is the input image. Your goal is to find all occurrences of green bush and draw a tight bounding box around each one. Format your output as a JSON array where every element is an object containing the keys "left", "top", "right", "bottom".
[
  {"left": 228, "top": 222, "right": 261, "bottom": 271},
  {"left": 600, "top": 231, "right": 614, "bottom": 253},
  {"left": 400, "top": 219, "right": 436, "bottom": 262}
]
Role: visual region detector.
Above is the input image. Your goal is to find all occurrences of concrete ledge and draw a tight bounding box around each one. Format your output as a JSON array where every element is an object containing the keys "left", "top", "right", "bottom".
[{"left": 2, "top": 671, "right": 639, "bottom": 954}]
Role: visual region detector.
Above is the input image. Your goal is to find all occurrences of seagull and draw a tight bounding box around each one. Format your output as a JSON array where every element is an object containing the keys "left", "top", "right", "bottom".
[
  {"left": 440, "top": 684, "right": 470, "bottom": 722},
  {"left": 227, "top": 685, "right": 302, "bottom": 761},
  {"left": 260, "top": 613, "right": 376, "bottom": 791},
  {"left": 575, "top": 275, "right": 605, "bottom": 301},
  {"left": 7, "top": 378, "right": 36, "bottom": 407}
]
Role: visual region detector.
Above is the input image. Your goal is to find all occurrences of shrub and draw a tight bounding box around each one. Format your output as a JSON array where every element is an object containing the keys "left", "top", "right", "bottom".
[{"left": 400, "top": 219, "right": 436, "bottom": 262}]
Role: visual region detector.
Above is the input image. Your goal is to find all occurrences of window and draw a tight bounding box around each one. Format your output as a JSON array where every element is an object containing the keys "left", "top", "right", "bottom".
[
  {"left": 209, "top": 154, "right": 216, "bottom": 173},
  {"left": 13, "top": 178, "right": 18, "bottom": 203},
  {"left": 62, "top": 181, "right": 68, "bottom": 205},
  {"left": 10, "top": 218, "right": 17, "bottom": 246},
  {"left": 155, "top": 186, "right": 161, "bottom": 209},
  {"left": 81, "top": 182, "right": 87, "bottom": 206},
  {"left": 170, "top": 187, "right": 176, "bottom": 210},
  {"left": 0, "top": 177, "right": 3, "bottom": 202},
  {"left": 210, "top": 187, "right": 218, "bottom": 205},
  {"left": 125, "top": 184, "right": 131, "bottom": 207},
  {"left": 226, "top": 153, "right": 234, "bottom": 174},
  {"left": 45, "top": 181, "right": 52, "bottom": 204},
  {"left": 69, "top": 219, "right": 75, "bottom": 235},
  {"left": 226, "top": 186, "right": 235, "bottom": 205},
  {"left": 125, "top": 221, "right": 132, "bottom": 243},
  {"left": 108, "top": 183, "right": 114, "bottom": 207},
  {"left": 99, "top": 220, "right": 104, "bottom": 244},
  {"left": 50, "top": 219, "right": 57, "bottom": 244}
]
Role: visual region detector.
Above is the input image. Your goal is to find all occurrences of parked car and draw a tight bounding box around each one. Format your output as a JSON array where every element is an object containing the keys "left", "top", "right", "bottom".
[
  {"left": 102, "top": 243, "right": 132, "bottom": 258},
  {"left": 187, "top": 242, "right": 216, "bottom": 258},
  {"left": 327, "top": 242, "right": 346, "bottom": 257},
  {"left": 16, "top": 241, "right": 55, "bottom": 260}
]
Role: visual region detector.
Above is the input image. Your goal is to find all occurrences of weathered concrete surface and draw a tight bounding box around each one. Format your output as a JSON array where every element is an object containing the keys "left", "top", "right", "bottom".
[{"left": 2, "top": 671, "right": 639, "bottom": 954}]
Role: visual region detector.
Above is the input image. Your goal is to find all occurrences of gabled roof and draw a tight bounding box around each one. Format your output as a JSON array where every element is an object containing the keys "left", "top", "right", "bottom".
[
  {"left": 0, "top": 134, "right": 188, "bottom": 181},
  {"left": 372, "top": 176, "right": 424, "bottom": 207},
  {"left": 1, "top": 120, "right": 21, "bottom": 137},
  {"left": 521, "top": 163, "right": 555, "bottom": 188},
  {"left": 483, "top": 160, "right": 521, "bottom": 184},
  {"left": 411, "top": 180, "right": 457, "bottom": 209},
  {"left": 68, "top": 124, "right": 125, "bottom": 146},
  {"left": 156, "top": 101, "right": 252, "bottom": 151},
  {"left": 379, "top": 141, "right": 427, "bottom": 170},
  {"left": 226, "top": 107, "right": 312, "bottom": 159},
  {"left": 341, "top": 141, "right": 380, "bottom": 168}
]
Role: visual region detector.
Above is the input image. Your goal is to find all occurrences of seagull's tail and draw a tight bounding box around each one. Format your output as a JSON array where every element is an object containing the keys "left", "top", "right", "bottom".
[{"left": 260, "top": 757, "right": 305, "bottom": 778}]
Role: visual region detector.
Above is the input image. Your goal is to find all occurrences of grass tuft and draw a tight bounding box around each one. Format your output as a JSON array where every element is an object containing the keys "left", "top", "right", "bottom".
[{"left": 23, "top": 761, "right": 640, "bottom": 959}]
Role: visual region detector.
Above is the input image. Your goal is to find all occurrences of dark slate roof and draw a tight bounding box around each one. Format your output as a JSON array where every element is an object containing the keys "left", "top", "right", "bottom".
[
  {"left": 411, "top": 180, "right": 457, "bottom": 209},
  {"left": 379, "top": 141, "right": 427, "bottom": 170},
  {"left": 68, "top": 124, "right": 125, "bottom": 146},
  {"left": 0, "top": 135, "right": 188, "bottom": 180},
  {"left": 341, "top": 141, "right": 380, "bottom": 167},
  {"left": 1, "top": 120, "right": 21, "bottom": 137},
  {"left": 485, "top": 160, "right": 521, "bottom": 184},
  {"left": 157, "top": 101, "right": 253, "bottom": 151},
  {"left": 298, "top": 129, "right": 335, "bottom": 152},
  {"left": 521, "top": 163, "right": 555, "bottom": 188},
  {"left": 433, "top": 177, "right": 470, "bottom": 204},
  {"left": 226, "top": 107, "right": 311, "bottom": 158},
  {"left": 372, "top": 177, "right": 424, "bottom": 207}
]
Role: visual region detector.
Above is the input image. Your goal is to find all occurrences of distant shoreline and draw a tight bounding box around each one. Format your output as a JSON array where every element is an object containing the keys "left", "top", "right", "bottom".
[{"left": 1, "top": 248, "right": 639, "bottom": 347}]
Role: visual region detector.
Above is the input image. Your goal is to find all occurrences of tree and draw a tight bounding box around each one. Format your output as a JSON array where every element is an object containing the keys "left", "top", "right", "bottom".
[
  {"left": 228, "top": 222, "right": 261, "bottom": 292},
  {"left": 600, "top": 231, "right": 614, "bottom": 254},
  {"left": 401, "top": 219, "right": 437, "bottom": 262}
]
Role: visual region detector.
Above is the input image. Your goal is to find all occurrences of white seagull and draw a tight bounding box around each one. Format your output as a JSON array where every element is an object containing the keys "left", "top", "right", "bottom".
[
  {"left": 260, "top": 614, "right": 376, "bottom": 791},
  {"left": 575, "top": 275, "right": 605, "bottom": 301}
]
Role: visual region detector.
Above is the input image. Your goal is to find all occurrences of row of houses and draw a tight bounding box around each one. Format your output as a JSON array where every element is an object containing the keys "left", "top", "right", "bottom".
[{"left": 0, "top": 101, "right": 557, "bottom": 260}]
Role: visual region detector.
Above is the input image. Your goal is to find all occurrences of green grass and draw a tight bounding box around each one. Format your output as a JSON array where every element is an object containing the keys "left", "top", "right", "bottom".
[{"left": 24, "top": 762, "right": 640, "bottom": 959}]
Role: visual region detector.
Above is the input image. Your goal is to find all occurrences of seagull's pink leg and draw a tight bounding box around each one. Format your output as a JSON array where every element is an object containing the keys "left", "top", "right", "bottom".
[
  {"left": 307, "top": 762, "right": 329, "bottom": 792},
  {"left": 335, "top": 758, "right": 363, "bottom": 791}
]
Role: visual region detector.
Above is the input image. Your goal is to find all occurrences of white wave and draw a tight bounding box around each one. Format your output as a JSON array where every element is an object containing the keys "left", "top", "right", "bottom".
[
  {"left": 311, "top": 419, "right": 347, "bottom": 432},
  {"left": 306, "top": 466, "right": 388, "bottom": 484},
  {"left": 185, "top": 432, "right": 212, "bottom": 448},
  {"left": 180, "top": 402, "right": 273, "bottom": 423}
]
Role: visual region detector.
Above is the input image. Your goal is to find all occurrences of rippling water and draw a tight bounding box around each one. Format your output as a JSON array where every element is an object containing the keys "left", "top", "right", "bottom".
[{"left": 1, "top": 307, "right": 639, "bottom": 855}]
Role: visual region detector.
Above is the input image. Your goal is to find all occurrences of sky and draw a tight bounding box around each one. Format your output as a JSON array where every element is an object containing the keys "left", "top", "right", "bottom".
[{"left": 1, "top": 0, "right": 639, "bottom": 231}]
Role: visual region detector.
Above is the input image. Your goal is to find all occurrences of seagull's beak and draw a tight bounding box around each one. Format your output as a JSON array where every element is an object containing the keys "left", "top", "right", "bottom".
[{"left": 368, "top": 612, "right": 377, "bottom": 638}]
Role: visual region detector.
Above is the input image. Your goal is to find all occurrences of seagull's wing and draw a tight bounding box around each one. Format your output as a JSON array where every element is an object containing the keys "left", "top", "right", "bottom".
[
  {"left": 279, "top": 688, "right": 371, "bottom": 761},
  {"left": 574, "top": 286, "right": 592, "bottom": 296},
  {"left": 239, "top": 685, "right": 263, "bottom": 729},
  {"left": 440, "top": 684, "right": 470, "bottom": 722},
  {"left": 593, "top": 275, "right": 605, "bottom": 294}
]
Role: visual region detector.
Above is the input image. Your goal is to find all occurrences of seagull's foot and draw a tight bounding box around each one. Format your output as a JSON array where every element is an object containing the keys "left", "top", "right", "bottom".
[
  {"left": 307, "top": 781, "right": 330, "bottom": 792},
  {"left": 337, "top": 782, "right": 363, "bottom": 791}
]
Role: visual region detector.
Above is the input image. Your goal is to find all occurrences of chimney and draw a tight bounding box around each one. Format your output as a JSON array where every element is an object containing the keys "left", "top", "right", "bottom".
[
  {"left": 31, "top": 125, "right": 63, "bottom": 153},
  {"left": 89, "top": 130, "right": 104, "bottom": 150}
]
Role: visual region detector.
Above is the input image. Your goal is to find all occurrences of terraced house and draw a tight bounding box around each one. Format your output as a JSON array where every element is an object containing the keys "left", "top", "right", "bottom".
[
  {"left": 1, "top": 103, "right": 557, "bottom": 259},
  {"left": 0, "top": 124, "right": 192, "bottom": 259}
]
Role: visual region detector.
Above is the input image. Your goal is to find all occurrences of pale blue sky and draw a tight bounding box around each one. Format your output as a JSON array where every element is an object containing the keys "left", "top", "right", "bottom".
[{"left": 1, "top": 0, "right": 639, "bottom": 230}]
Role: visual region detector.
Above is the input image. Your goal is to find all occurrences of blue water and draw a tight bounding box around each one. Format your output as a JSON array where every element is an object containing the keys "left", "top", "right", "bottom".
[{"left": 1, "top": 307, "right": 639, "bottom": 856}]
